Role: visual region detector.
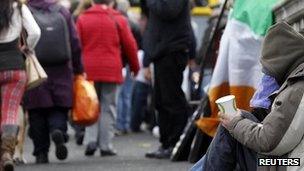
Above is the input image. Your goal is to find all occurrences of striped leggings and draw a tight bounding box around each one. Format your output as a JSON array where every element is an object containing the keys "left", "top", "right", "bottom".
[{"left": 0, "top": 70, "right": 27, "bottom": 126}]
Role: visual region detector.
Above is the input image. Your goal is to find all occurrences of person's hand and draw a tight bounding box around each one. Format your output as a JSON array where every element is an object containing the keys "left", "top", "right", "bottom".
[
  {"left": 219, "top": 109, "right": 241, "bottom": 129},
  {"left": 83, "top": 73, "right": 87, "bottom": 79},
  {"left": 144, "top": 67, "right": 152, "bottom": 81}
]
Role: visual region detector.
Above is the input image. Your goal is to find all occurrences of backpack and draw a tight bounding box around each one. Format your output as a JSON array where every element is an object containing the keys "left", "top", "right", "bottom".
[{"left": 29, "top": 5, "right": 71, "bottom": 66}]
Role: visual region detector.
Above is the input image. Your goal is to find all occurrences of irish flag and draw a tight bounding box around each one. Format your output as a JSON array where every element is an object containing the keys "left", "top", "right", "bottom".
[{"left": 197, "top": 0, "right": 279, "bottom": 137}]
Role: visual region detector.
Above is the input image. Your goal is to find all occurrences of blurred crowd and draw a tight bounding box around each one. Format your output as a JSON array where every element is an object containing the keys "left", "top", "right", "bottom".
[{"left": 0, "top": 0, "right": 200, "bottom": 170}]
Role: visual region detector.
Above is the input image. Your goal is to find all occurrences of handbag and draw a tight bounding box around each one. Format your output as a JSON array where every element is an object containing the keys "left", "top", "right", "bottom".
[
  {"left": 19, "top": 4, "right": 47, "bottom": 90},
  {"left": 20, "top": 32, "right": 48, "bottom": 90}
]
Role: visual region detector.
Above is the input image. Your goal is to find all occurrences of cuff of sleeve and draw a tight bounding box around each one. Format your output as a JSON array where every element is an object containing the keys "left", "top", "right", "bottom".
[
  {"left": 226, "top": 115, "right": 243, "bottom": 135},
  {"left": 143, "top": 60, "right": 150, "bottom": 68}
]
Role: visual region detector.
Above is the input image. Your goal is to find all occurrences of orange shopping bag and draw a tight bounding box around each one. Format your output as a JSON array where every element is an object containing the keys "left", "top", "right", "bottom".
[{"left": 72, "top": 75, "right": 100, "bottom": 126}]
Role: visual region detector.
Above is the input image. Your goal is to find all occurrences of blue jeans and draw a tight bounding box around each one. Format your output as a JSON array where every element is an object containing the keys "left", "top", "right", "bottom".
[
  {"left": 116, "top": 69, "right": 133, "bottom": 131},
  {"left": 130, "top": 81, "right": 150, "bottom": 131},
  {"left": 190, "top": 155, "right": 206, "bottom": 171}
]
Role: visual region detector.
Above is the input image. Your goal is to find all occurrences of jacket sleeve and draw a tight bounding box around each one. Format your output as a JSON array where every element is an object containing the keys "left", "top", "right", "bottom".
[
  {"left": 60, "top": 8, "right": 84, "bottom": 75},
  {"left": 22, "top": 4, "right": 41, "bottom": 50},
  {"left": 226, "top": 85, "right": 304, "bottom": 155},
  {"left": 118, "top": 16, "right": 139, "bottom": 75},
  {"left": 146, "top": 0, "right": 187, "bottom": 20}
]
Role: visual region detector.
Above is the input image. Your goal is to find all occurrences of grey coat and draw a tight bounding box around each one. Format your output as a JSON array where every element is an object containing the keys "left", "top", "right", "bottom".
[{"left": 227, "top": 22, "right": 304, "bottom": 171}]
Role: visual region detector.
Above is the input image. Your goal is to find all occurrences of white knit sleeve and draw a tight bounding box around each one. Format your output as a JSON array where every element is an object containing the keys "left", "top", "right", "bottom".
[{"left": 21, "top": 4, "right": 41, "bottom": 50}]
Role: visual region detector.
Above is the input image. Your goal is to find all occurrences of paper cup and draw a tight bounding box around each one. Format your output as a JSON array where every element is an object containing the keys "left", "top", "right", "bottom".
[{"left": 215, "top": 95, "right": 237, "bottom": 117}]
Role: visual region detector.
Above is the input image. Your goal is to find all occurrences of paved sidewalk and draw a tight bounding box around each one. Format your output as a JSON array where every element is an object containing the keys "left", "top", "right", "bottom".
[{"left": 16, "top": 131, "right": 193, "bottom": 171}]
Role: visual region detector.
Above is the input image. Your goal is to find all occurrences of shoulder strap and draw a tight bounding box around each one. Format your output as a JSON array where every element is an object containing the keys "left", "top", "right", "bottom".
[
  {"left": 104, "top": 8, "right": 122, "bottom": 46},
  {"left": 17, "top": 3, "right": 29, "bottom": 50}
]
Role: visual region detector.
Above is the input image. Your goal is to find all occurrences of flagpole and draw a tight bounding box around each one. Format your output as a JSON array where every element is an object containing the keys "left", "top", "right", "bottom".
[{"left": 196, "top": 0, "right": 229, "bottom": 100}]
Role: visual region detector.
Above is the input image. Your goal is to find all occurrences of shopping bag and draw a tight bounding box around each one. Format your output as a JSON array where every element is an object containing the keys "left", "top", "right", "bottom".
[{"left": 72, "top": 75, "right": 100, "bottom": 126}]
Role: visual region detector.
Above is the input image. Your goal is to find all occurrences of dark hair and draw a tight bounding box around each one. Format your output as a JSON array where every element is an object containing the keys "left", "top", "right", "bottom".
[
  {"left": 0, "top": 0, "right": 20, "bottom": 33},
  {"left": 93, "top": 0, "right": 114, "bottom": 5}
]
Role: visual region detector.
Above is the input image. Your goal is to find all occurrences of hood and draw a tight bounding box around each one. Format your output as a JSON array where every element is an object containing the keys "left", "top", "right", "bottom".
[
  {"left": 28, "top": 0, "right": 57, "bottom": 10},
  {"left": 260, "top": 22, "right": 304, "bottom": 84}
]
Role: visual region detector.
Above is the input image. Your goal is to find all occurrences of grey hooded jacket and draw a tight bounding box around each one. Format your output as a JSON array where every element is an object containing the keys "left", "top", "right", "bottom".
[{"left": 227, "top": 22, "right": 304, "bottom": 171}]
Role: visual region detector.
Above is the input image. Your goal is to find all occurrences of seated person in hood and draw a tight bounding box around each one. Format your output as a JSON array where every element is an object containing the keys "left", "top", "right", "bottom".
[{"left": 191, "top": 22, "right": 304, "bottom": 171}]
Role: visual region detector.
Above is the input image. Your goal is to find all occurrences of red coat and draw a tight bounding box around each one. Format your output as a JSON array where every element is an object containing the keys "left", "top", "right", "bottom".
[{"left": 77, "top": 5, "right": 139, "bottom": 83}]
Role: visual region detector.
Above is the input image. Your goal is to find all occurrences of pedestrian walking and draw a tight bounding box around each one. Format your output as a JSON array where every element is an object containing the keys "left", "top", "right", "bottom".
[
  {"left": 130, "top": 50, "right": 151, "bottom": 132},
  {"left": 143, "top": 0, "right": 192, "bottom": 159},
  {"left": 0, "top": 0, "right": 40, "bottom": 170},
  {"left": 76, "top": 0, "right": 139, "bottom": 157},
  {"left": 23, "top": 0, "right": 84, "bottom": 164},
  {"left": 115, "top": 0, "right": 142, "bottom": 135}
]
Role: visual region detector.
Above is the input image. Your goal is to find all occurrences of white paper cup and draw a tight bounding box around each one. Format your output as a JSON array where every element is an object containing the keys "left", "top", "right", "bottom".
[{"left": 215, "top": 95, "right": 237, "bottom": 117}]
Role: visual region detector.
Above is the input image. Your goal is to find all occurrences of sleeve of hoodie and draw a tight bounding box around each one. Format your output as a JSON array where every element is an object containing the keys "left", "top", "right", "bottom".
[
  {"left": 60, "top": 7, "right": 84, "bottom": 75},
  {"left": 146, "top": 0, "right": 187, "bottom": 20},
  {"left": 226, "top": 83, "right": 304, "bottom": 155},
  {"left": 117, "top": 15, "right": 139, "bottom": 75}
]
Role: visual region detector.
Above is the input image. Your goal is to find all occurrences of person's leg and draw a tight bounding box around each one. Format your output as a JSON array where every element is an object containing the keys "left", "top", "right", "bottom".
[
  {"left": 47, "top": 106, "right": 69, "bottom": 160},
  {"left": 70, "top": 122, "right": 85, "bottom": 145},
  {"left": 145, "top": 60, "right": 174, "bottom": 159},
  {"left": 83, "top": 83, "right": 101, "bottom": 156},
  {"left": 122, "top": 72, "right": 133, "bottom": 132},
  {"left": 0, "top": 70, "right": 27, "bottom": 169},
  {"left": 98, "top": 83, "right": 118, "bottom": 155},
  {"left": 155, "top": 52, "right": 189, "bottom": 149},
  {"left": 203, "top": 125, "right": 237, "bottom": 171},
  {"left": 116, "top": 85, "right": 124, "bottom": 131},
  {"left": 1, "top": 71, "right": 27, "bottom": 126},
  {"left": 130, "top": 81, "right": 149, "bottom": 132},
  {"left": 190, "top": 155, "right": 206, "bottom": 171},
  {"left": 28, "top": 108, "right": 50, "bottom": 163},
  {"left": 48, "top": 107, "right": 68, "bottom": 139},
  {"left": 116, "top": 70, "right": 133, "bottom": 133}
]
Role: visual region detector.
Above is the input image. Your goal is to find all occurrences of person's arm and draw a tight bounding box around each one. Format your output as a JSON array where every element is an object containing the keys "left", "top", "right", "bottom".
[
  {"left": 60, "top": 8, "right": 84, "bottom": 75},
  {"left": 76, "top": 18, "right": 83, "bottom": 48},
  {"left": 118, "top": 16, "right": 139, "bottom": 76},
  {"left": 224, "top": 85, "right": 304, "bottom": 155},
  {"left": 21, "top": 4, "right": 41, "bottom": 50},
  {"left": 146, "top": 0, "right": 187, "bottom": 20}
]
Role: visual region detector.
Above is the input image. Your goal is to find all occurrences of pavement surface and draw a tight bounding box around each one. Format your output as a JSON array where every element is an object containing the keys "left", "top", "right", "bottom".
[{"left": 15, "top": 131, "right": 193, "bottom": 171}]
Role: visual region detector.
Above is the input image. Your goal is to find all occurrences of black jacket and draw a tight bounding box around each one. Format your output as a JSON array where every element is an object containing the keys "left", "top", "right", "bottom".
[{"left": 142, "top": 0, "right": 192, "bottom": 67}]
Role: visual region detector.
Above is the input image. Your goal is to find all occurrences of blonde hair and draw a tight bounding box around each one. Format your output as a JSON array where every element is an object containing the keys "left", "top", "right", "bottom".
[
  {"left": 116, "top": 0, "right": 130, "bottom": 14},
  {"left": 73, "top": 0, "right": 92, "bottom": 17}
]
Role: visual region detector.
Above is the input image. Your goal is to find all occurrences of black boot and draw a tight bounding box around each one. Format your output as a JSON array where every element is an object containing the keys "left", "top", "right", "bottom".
[
  {"left": 85, "top": 142, "right": 97, "bottom": 156},
  {"left": 35, "top": 153, "right": 49, "bottom": 164},
  {"left": 51, "top": 130, "right": 68, "bottom": 160},
  {"left": 145, "top": 146, "right": 172, "bottom": 159}
]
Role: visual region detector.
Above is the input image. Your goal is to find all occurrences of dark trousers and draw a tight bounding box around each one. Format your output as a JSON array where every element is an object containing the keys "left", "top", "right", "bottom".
[
  {"left": 154, "top": 51, "right": 189, "bottom": 149},
  {"left": 130, "top": 81, "right": 151, "bottom": 131},
  {"left": 28, "top": 107, "right": 68, "bottom": 156},
  {"left": 203, "top": 111, "right": 260, "bottom": 171}
]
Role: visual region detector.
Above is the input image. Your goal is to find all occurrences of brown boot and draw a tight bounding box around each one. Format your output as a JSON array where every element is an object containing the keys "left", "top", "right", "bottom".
[
  {"left": 1, "top": 125, "right": 18, "bottom": 171},
  {"left": 1, "top": 136, "right": 17, "bottom": 171}
]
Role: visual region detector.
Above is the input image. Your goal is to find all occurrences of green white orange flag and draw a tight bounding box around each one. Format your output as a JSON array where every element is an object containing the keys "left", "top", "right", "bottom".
[{"left": 197, "top": 0, "right": 279, "bottom": 137}]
